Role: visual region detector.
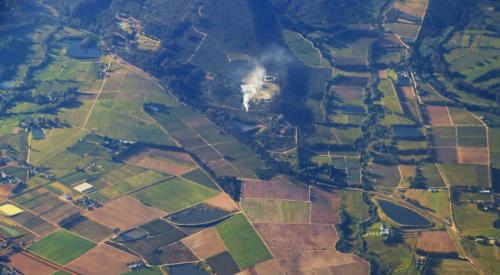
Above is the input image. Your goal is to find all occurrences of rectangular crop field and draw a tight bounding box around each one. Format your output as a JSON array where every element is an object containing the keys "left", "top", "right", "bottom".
[
  {"left": 215, "top": 214, "right": 272, "bottom": 270},
  {"left": 241, "top": 199, "right": 310, "bottom": 223},
  {"left": 28, "top": 229, "right": 95, "bottom": 265},
  {"left": 132, "top": 177, "right": 219, "bottom": 213}
]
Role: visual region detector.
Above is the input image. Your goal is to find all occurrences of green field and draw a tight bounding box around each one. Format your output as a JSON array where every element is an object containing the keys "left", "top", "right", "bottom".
[
  {"left": 364, "top": 222, "right": 419, "bottom": 274},
  {"left": 404, "top": 189, "right": 450, "bottom": 220},
  {"left": 132, "top": 177, "right": 219, "bottom": 213},
  {"left": 452, "top": 203, "right": 499, "bottom": 237},
  {"left": 29, "top": 128, "right": 85, "bottom": 165},
  {"left": 91, "top": 169, "right": 168, "bottom": 203},
  {"left": 27, "top": 229, "right": 95, "bottom": 265},
  {"left": 283, "top": 29, "right": 329, "bottom": 67},
  {"left": 378, "top": 79, "right": 402, "bottom": 114},
  {"left": 440, "top": 164, "right": 480, "bottom": 187},
  {"left": 428, "top": 258, "right": 479, "bottom": 275},
  {"left": 462, "top": 238, "right": 500, "bottom": 274},
  {"left": 215, "top": 214, "right": 272, "bottom": 270},
  {"left": 341, "top": 190, "right": 370, "bottom": 237},
  {"left": 241, "top": 199, "right": 310, "bottom": 223}
]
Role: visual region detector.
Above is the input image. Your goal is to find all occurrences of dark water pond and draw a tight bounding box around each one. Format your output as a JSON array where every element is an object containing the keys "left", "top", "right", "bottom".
[
  {"left": 340, "top": 105, "right": 365, "bottom": 114},
  {"left": 168, "top": 264, "right": 209, "bottom": 275},
  {"left": 392, "top": 126, "right": 424, "bottom": 139},
  {"left": 167, "top": 204, "right": 229, "bottom": 225},
  {"left": 64, "top": 39, "right": 101, "bottom": 59},
  {"left": 378, "top": 200, "right": 430, "bottom": 226},
  {"left": 31, "top": 128, "right": 45, "bottom": 140}
]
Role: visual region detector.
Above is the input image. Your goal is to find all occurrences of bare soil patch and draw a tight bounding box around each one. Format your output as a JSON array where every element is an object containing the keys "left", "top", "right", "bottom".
[
  {"left": 9, "top": 252, "right": 57, "bottom": 275},
  {"left": 399, "top": 165, "right": 417, "bottom": 179},
  {"left": 241, "top": 178, "right": 309, "bottom": 201},
  {"left": 254, "top": 223, "right": 337, "bottom": 250},
  {"left": 85, "top": 196, "right": 166, "bottom": 231},
  {"left": 182, "top": 227, "right": 227, "bottom": 259},
  {"left": 67, "top": 244, "right": 139, "bottom": 275},
  {"left": 203, "top": 193, "right": 238, "bottom": 212},
  {"left": 457, "top": 147, "right": 489, "bottom": 165},
  {"left": 310, "top": 188, "right": 340, "bottom": 224}
]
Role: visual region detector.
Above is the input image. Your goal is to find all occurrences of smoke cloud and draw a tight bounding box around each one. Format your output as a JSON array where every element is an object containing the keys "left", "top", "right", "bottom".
[
  {"left": 240, "top": 64, "right": 266, "bottom": 112},
  {"left": 239, "top": 47, "right": 292, "bottom": 112}
]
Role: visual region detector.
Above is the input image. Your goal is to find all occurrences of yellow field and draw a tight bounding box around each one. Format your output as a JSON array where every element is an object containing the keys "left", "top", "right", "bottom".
[{"left": 0, "top": 204, "right": 24, "bottom": 216}]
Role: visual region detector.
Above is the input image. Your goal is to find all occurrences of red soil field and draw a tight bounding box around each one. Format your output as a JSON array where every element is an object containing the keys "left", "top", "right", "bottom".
[
  {"left": 254, "top": 223, "right": 337, "bottom": 250},
  {"left": 426, "top": 106, "right": 452, "bottom": 126},
  {"left": 310, "top": 188, "right": 340, "bottom": 224},
  {"left": 9, "top": 252, "right": 58, "bottom": 275},
  {"left": 85, "top": 196, "right": 166, "bottom": 231},
  {"left": 67, "top": 244, "right": 139, "bottom": 275},
  {"left": 241, "top": 177, "right": 309, "bottom": 201},
  {"left": 457, "top": 147, "right": 489, "bottom": 165},
  {"left": 399, "top": 86, "right": 415, "bottom": 98}
]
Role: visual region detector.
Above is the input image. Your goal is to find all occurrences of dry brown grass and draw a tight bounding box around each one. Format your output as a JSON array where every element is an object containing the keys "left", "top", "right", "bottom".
[
  {"left": 67, "top": 244, "right": 139, "bottom": 275},
  {"left": 416, "top": 231, "right": 457, "bottom": 254},
  {"left": 457, "top": 147, "right": 489, "bottom": 165},
  {"left": 182, "top": 227, "right": 226, "bottom": 259}
]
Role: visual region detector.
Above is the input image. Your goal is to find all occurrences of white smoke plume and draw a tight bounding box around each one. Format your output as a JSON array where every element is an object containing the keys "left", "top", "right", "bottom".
[{"left": 240, "top": 64, "right": 266, "bottom": 112}]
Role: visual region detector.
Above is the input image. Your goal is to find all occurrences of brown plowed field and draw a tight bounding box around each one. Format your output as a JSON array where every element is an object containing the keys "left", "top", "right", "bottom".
[
  {"left": 427, "top": 106, "right": 452, "bottom": 126},
  {"left": 85, "top": 196, "right": 166, "bottom": 231},
  {"left": 416, "top": 231, "right": 457, "bottom": 254},
  {"left": 457, "top": 147, "right": 489, "bottom": 165},
  {"left": 241, "top": 179, "right": 309, "bottom": 201},
  {"left": 67, "top": 244, "right": 139, "bottom": 275},
  {"left": 9, "top": 252, "right": 57, "bottom": 275},
  {"left": 254, "top": 223, "right": 337, "bottom": 250},
  {"left": 433, "top": 147, "right": 458, "bottom": 163},
  {"left": 310, "top": 188, "right": 340, "bottom": 224},
  {"left": 182, "top": 227, "right": 226, "bottom": 259},
  {"left": 125, "top": 148, "right": 196, "bottom": 176},
  {"left": 270, "top": 248, "right": 314, "bottom": 274}
]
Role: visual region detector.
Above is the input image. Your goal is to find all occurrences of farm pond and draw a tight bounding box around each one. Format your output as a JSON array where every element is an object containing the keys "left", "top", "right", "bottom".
[
  {"left": 377, "top": 199, "right": 431, "bottom": 227},
  {"left": 166, "top": 204, "right": 229, "bottom": 225},
  {"left": 64, "top": 39, "right": 101, "bottom": 59}
]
